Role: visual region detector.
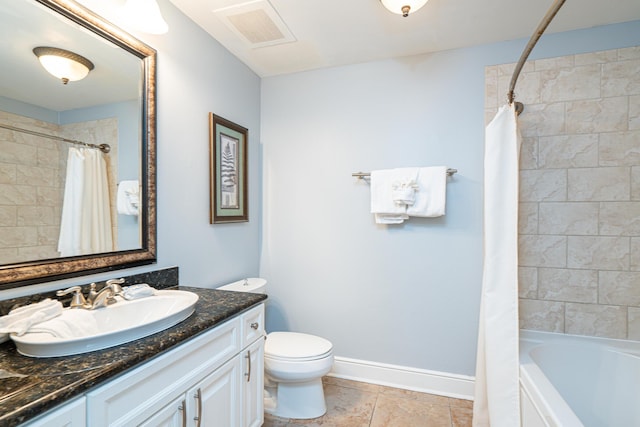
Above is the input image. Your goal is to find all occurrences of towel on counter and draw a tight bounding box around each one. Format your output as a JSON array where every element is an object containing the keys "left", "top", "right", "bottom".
[
  {"left": 27, "top": 309, "right": 100, "bottom": 339},
  {"left": 406, "top": 166, "right": 448, "bottom": 218},
  {"left": 121, "top": 284, "right": 157, "bottom": 300},
  {"left": 370, "top": 168, "right": 419, "bottom": 224},
  {"left": 117, "top": 180, "right": 140, "bottom": 216},
  {"left": 0, "top": 299, "right": 63, "bottom": 337}
]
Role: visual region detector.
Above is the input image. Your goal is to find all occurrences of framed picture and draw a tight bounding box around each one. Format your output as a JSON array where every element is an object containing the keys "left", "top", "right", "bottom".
[{"left": 209, "top": 113, "right": 248, "bottom": 224}]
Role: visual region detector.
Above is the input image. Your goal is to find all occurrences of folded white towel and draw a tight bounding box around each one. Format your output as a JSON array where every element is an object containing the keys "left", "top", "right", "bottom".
[
  {"left": 406, "top": 166, "right": 448, "bottom": 217},
  {"left": 371, "top": 168, "right": 419, "bottom": 224},
  {"left": 0, "top": 299, "right": 63, "bottom": 337},
  {"left": 122, "top": 284, "right": 157, "bottom": 300},
  {"left": 117, "top": 180, "right": 140, "bottom": 216},
  {"left": 392, "top": 179, "right": 419, "bottom": 206},
  {"left": 27, "top": 309, "right": 100, "bottom": 339}
]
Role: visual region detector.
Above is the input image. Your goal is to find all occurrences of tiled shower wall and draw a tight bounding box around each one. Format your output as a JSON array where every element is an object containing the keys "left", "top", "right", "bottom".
[
  {"left": 485, "top": 46, "right": 640, "bottom": 340},
  {"left": 0, "top": 111, "right": 117, "bottom": 264}
]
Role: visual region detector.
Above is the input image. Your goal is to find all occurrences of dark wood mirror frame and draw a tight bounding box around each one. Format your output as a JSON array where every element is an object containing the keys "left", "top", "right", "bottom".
[{"left": 0, "top": 0, "right": 157, "bottom": 290}]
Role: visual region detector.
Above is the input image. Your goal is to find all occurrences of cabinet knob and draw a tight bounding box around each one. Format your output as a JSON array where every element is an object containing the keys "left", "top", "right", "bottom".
[{"left": 250, "top": 322, "right": 259, "bottom": 330}]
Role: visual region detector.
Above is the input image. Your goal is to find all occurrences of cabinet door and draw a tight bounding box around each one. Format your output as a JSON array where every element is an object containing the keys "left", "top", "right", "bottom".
[
  {"left": 187, "top": 355, "right": 242, "bottom": 427},
  {"left": 242, "top": 338, "right": 264, "bottom": 427},
  {"left": 24, "top": 396, "right": 85, "bottom": 427},
  {"left": 139, "top": 395, "right": 186, "bottom": 427}
]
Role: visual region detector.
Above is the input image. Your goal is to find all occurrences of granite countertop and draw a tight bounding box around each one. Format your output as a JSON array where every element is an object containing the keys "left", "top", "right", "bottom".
[{"left": 0, "top": 286, "right": 267, "bottom": 427}]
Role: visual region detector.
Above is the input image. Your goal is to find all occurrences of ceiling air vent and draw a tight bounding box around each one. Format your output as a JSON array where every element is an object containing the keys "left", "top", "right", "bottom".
[{"left": 213, "top": 0, "right": 296, "bottom": 48}]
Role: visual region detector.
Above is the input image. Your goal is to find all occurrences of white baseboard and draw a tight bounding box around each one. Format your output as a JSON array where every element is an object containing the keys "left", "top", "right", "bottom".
[{"left": 328, "top": 356, "right": 475, "bottom": 401}]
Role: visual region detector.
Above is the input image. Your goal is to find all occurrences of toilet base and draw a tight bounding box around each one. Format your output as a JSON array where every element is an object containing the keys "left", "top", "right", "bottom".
[{"left": 264, "top": 377, "right": 327, "bottom": 419}]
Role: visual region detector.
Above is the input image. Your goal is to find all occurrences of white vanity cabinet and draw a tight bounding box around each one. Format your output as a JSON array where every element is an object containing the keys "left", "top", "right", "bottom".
[
  {"left": 24, "top": 396, "right": 86, "bottom": 427},
  {"left": 23, "top": 303, "right": 265, "bottom": 427}
]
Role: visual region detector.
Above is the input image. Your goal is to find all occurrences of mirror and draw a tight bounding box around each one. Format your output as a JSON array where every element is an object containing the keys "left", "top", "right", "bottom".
[{"left": 0, "top": 0, "right": 156, "bottom": 289}]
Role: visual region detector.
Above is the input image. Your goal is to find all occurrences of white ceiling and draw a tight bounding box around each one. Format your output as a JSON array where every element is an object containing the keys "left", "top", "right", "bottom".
[{"left": 168, "top": 0, "right": 640, "bottom": 78}]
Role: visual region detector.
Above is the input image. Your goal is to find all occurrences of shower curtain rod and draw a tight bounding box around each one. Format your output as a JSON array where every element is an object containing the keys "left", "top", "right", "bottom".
[
  {"left": 507, "top": 0, "right": 567, "bottom": 115},
  {"left": 0, "top": 123, "right": 111, "bottom": 153}
]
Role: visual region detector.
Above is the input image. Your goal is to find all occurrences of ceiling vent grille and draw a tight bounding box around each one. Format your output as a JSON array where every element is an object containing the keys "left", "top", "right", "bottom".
[{"left": 213, "top": 0, "right": 296, "bottom": 48}]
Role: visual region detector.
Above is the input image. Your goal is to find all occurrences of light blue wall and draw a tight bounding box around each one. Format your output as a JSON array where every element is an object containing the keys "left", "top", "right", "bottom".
[
  {"left": 260, "top": 21, "right": 640, "bottom": 376},
  {"left": 0, "top": 0, "right": 262, "bottom": 299}
]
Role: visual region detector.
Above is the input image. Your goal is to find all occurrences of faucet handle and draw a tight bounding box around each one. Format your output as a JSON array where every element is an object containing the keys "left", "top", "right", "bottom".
[
  {"left": 56, "top": 286, "right": 87, "bottom": 309},
  {"left": 106, "top": 278, "right": 125, "bottom": 289}
]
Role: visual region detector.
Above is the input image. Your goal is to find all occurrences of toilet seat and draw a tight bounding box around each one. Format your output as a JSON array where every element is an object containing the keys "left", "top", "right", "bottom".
[{"left": 266, "top": 332, "right": 333, "bottom": 362}]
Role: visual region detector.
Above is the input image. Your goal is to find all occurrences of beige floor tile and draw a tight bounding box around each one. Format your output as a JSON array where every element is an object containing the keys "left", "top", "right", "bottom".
[
  {"left": 265, "top": 377, "right": 476, "bottom": 426},
  {"left": 369, "top": 394, "right": 451, "bottom": 427},
  {"left": 449, "top": 397, "right": 474, "bottom": 409},
  {"left": 277, "top": 383, "right": 378, "bottom": 427},
  {"left": 323, "top": 376, "right": 383, "bottom": 394},
  {"left": 451, "top": 406, "right": 473, "bottom": 427},
  {"left": 380, "top": 386, "right": 451, "bottom": 406}
]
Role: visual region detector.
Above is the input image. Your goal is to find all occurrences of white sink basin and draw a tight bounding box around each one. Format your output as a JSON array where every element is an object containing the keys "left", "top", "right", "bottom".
[{"left": 11, "top": 290, "right": 198, "bottom": 358}]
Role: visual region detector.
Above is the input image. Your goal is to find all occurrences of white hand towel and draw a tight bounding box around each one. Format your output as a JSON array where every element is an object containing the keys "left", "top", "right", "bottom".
[
  {"left": 406, "top": 166, "right": 448, "bottom": 217},
  {"left": 392, "top": 179, "right": 419, "bottom": 206},
  {"left": 122, "top": 284, "right": 157, "bottom": 300},
  {"left": 0, "top": 299, "right": 63, "bottom": 337},
  {"left": 117, "top": 180, "right": 140, "bottom": 215},
  {"left": 27, "top": 309, "right": 100, "bottom": 339},
  {"left": 370, "top": 168, "right": 419, "bottom": 224}
]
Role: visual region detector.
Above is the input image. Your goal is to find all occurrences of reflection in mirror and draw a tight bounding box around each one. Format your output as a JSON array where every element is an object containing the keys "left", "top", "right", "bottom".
[{"left": 0, "top": 0, "right": 156, "bottom": 288}]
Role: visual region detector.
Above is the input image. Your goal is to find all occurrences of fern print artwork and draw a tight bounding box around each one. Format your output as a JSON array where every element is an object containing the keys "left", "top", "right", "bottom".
[{"left": 220, "top": 133, "right": 239, "bottom": 209}]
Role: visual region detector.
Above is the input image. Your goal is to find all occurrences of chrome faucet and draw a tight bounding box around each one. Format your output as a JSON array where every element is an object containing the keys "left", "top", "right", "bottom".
[
  {"left": 88, "top": 278, "right": 125, "bottom": 309},
  {"left": 57, "top": 278, "right": 126, "bottom": 310}
]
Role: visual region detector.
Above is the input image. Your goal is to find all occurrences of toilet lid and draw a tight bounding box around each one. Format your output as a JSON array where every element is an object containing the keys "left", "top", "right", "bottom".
[{"left": 265, "top": 332, "right": 333, "bottom": 361}]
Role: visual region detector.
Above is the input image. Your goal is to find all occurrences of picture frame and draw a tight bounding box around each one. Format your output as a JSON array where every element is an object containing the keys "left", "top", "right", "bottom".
[{"left": 209, "top": 113, "right": 248, "bottom": 224}]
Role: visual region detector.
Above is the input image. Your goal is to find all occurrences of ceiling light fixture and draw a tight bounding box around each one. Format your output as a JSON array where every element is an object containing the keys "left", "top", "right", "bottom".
[
  {"left": 33, "top": 47, "right": 94, "bottom": 85},
  {"left": 122, "top": 0, "right": 169, "bottom": 35},
  {"left": 380, "top": 0, "right": 429, "bottom": 17}
]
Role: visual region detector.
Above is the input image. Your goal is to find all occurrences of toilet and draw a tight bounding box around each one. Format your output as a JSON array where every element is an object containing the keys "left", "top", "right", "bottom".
[{"left": 217, "top": 278, "right": 334, "bottom": 419}]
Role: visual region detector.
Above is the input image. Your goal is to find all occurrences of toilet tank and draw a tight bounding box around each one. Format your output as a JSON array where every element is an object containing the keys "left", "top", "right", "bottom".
[{"left": 217, "top": 278, "right": 266, "bottom": 294}]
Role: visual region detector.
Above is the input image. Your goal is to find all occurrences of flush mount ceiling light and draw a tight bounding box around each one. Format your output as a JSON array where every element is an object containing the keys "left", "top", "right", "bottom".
[
  {"left": 380, "top": 0, "right": 429, "bottom": 17},
  {"left": 33, "top": 47, "right": 94, "bottom": 85},
  {"left": 122, "top": 0, "right": 169, "bottom": 35}
]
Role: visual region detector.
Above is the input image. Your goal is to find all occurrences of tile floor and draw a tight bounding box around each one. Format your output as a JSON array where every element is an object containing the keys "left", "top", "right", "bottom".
[{"left": 263, "top": 377, "right": 473, "bottom": 427}]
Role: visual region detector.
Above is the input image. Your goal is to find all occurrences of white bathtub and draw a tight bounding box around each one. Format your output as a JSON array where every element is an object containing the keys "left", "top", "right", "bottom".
[{"left": 519, "top": 330, "right": 640, "bottom": 427}]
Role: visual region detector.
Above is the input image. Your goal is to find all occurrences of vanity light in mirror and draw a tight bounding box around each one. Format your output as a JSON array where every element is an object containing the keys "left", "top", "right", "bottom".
[
  {"left": 33, "top": 46, "right": 94, "bottom": 85},
  {"left": 380, "top": 0, "right": 428, "bottom": 17},
  {"left": 122, "top": 0, "right": 169, "bottom": 34}
]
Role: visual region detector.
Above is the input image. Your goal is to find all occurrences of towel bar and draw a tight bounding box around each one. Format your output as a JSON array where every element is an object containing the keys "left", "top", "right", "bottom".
[{"left": 352, "top": 168, "right": 457, "bottom": 179}]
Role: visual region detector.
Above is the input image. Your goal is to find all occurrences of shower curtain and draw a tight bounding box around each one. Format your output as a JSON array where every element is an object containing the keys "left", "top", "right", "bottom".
[
  {"left": 58, "top": 147, "right": 114, "bottom": 257},
  {"left": 473, "top": 103, "right": 521, "bottom": 427}
]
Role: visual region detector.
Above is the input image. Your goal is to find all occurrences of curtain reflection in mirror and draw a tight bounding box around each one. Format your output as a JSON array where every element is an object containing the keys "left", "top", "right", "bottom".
[{"left": 58, "top": 147, "right": 113, "bottom": 256}]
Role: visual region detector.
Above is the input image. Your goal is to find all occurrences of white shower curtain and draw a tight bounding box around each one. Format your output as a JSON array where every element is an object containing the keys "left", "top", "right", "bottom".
[
  {"left": 473, "top": 103, "right": 521, "bottom": 427},
  {"left": 58, "top": 147, "right": 114, "bottom": 257}
]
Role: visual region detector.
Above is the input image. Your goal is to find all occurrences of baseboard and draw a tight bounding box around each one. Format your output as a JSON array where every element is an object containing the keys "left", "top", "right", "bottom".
[{"left": 328, "top": 356, "right": 475, "bottom": 401}]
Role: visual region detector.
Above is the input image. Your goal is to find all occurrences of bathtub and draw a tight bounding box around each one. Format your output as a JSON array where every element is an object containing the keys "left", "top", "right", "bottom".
[{"left": 519, "top": 330, "right": 640, "bottom": 427}]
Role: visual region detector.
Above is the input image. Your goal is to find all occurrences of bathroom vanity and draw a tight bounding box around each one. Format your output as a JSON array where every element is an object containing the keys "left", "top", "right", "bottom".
[{"left": 0, "top": 287, "right": 267, "bottom": 427}]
